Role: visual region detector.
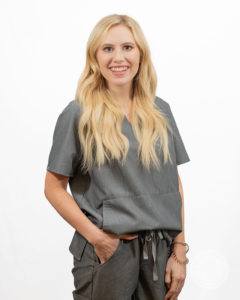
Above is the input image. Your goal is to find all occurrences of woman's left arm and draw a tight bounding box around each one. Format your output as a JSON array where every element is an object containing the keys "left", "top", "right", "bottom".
[
  {"left": 175, "top": 174, "right": 186, "bottom": 244},
  {"left": 164, "top": 174, "right": 188, "bottom": 300}
]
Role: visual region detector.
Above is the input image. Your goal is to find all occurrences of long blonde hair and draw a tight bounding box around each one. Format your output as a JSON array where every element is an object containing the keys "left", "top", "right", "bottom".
[{"left": 75, "top": 14, "right": 173, "bottom": 173}]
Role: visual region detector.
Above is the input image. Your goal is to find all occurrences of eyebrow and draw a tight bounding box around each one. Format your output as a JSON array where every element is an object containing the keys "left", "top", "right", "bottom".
[{"left": 101, "top": 42, "right": 135, "bottom": 47}]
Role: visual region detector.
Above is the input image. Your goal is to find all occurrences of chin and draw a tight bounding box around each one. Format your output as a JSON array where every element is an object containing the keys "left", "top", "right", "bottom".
[{"left": 110, "top": 78, "right": 132, "bottom": 85}]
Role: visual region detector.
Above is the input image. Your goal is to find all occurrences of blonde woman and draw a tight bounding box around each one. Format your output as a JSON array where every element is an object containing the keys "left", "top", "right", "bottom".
[{"left": 44, "top": 14, "right": 190, "bottom": 300}]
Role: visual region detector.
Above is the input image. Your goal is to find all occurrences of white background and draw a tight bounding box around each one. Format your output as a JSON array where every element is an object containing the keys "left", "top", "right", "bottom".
[{"left": 0, "top": 0, "right": 239, "bottom": 299}]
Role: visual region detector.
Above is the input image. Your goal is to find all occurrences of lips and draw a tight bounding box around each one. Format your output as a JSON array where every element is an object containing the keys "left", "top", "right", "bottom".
[
  {"left": 110, "top": 67, "right": 129, "bottom": 71},
  {"left": 109, "top": 66, "right": 130, "bottom": 76},
  {"left": 109, "top": 65, "right": 129, "bottom": 69}
]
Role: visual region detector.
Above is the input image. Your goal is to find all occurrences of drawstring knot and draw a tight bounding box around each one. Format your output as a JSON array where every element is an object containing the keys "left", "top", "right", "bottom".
[{"left": 139, "top": 229, "right": 172, "bottom": 282}]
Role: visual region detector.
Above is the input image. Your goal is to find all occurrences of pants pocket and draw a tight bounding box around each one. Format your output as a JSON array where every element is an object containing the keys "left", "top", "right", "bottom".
[
  {"left": 92, "top": 239, "right": 124, "bottom": 270},
  {"left": 71, "top": 242, "right": 94, "bottom": 299},
  {"left": 69, "top": 230, "right": 88, "bottom": 261}
]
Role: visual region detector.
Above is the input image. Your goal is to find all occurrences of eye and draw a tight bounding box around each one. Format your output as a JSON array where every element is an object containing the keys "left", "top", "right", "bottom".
[
  {"left": 103, "top": 45, "right": 134, "bottom": 52},
  {"left": 124, "top": 45, "right": 133, "bottom": 50},
  {"left": 103, "top": 46, "right": 113, "bottom": 52}
]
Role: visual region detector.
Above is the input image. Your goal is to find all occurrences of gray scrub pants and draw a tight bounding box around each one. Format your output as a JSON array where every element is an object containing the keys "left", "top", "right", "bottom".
[{"left": 71, "top": 228, "right": 173, "bottom": 300}]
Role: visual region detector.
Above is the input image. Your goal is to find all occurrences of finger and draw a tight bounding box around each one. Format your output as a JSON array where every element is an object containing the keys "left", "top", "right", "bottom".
[
  {"left": 175, "top": 280, "right": 184, "bottom": 296},
  {"left": 173, "top": 280, "right": 183, "bottom": 300},
  {"left": 165, "top": 290, "right": 178, "bottom": 300},
  {"left": 164, "top": 277, "right": 179, "bottom": 300},
  {"left": 165, "top": 271, "right": 171, "bottom": 290}
]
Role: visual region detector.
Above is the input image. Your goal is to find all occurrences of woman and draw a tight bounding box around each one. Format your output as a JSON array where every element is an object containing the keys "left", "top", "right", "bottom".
[{"left": 44, "top": 14, "right": 190, "bottom": 300}]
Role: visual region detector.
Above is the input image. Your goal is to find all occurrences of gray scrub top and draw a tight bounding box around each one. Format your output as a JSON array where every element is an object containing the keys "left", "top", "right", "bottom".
[{"left": 46, "top": 96, "right": 190, "bottom": 258}]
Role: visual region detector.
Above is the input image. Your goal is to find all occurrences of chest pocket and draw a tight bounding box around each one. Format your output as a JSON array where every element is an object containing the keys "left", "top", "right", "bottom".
[{"left": 69, "top": 230, "right": 88, "bottom": 261}]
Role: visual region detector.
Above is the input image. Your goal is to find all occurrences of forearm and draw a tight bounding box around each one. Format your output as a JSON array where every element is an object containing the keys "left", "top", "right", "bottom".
[
  {"left": 44, "top": 187, "right": 104, "bottom": 246},
  {"left": 175, "top": 185, "right": 185, "bottom": 243},
  {"left": 174, "top": 173, "right": 185, "bottom": 254}
]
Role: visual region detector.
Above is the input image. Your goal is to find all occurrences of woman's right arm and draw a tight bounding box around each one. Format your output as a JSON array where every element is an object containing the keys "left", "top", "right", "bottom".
[{"left": 44, "top": 170, "right": 104, "bottom": 246}]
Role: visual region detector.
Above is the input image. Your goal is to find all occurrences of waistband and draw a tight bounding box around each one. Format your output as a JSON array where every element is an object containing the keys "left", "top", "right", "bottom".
[
  {"left": 138, "top": 229, "right": 173, "bottom": 282},
  {"left": 82, "top": 210, "right": 173, "bottom": 282}
]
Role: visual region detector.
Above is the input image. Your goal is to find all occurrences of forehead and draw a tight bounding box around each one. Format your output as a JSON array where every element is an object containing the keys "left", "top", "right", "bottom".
[{"left": 100, "top": 25, "right": 135, "bottom": 45}]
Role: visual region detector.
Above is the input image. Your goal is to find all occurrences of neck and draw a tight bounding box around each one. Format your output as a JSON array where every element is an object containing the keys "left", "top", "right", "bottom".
[{"left": 108, "top": 83, "right": 133, "bottom": 105}]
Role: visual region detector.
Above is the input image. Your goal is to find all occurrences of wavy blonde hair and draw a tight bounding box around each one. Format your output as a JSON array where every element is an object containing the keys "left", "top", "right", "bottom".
[{"left": 75, "top": 14, "right": 173, "bottom": 173}]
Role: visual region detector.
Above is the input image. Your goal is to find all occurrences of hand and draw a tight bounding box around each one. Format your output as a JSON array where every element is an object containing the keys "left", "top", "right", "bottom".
[
  {"left": 93, "top": 231, "right": 138, "bottom": 264},
  {"left": 164, "top": 250, "right": 187, "bottom": 300}
]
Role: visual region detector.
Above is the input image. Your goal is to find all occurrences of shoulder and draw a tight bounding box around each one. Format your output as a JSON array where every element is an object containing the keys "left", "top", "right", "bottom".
[
  {"left": 61, "top": 99, "right": 81, "bottom": 116},
  {"left": 154, "top": 96, "right": 171, "bottom": 114},
  {"left": 57, "top": 99, "right": 82, "bottom": 124},
  {"left": 52, "top": 100, "right": 82, "bottom": 130}
]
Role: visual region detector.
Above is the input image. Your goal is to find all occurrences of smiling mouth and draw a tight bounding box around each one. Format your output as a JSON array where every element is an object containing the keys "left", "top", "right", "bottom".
[{"left": 109, "top": 66, "right": 130, "bottom": 75}]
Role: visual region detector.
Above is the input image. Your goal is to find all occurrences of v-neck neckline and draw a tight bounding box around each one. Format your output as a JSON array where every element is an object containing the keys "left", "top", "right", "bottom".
[
  {"left": 122, "top": 99, "right": 133, "bottom": 125},
  {"left": 123, "top": 115, "right": 132, "bottom": 126}
]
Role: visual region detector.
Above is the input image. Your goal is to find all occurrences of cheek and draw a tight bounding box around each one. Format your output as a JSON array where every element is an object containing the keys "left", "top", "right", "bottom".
[
  {"left": 101, "top": 59, "right": 111, "bottom": 71},
  {"left": 128, "top": 53, "right": 140, "bottom": 66},
  {"left": 96, "top": 53, "right": 108, "bottom": 68},
  {"left": 130, "top": 60, "right": 140, "bottom": 72}
]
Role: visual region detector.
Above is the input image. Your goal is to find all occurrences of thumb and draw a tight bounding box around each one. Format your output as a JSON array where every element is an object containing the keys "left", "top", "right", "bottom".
[
  {"left": 119, "top": 233, "right": 139, "bottom": 240},
  {"left": 165, "top": 270, "right": 171, "bottom": 289}
]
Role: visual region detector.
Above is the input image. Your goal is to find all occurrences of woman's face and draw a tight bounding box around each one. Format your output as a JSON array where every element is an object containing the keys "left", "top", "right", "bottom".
[{"left": 96, "top": 24, "right": 141, "bottom": 90}]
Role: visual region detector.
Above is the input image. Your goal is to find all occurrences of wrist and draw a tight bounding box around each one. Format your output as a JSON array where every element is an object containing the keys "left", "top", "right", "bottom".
[
  {"left": 169, "top": 240, "right": 190, "bottom": 264},
  {"left": 173, "top": 245, "right": 187, "bottom": 259},
  {"left": 87, "top": 227, "right": 105, "bottom": 246},
  {"left": 171, "top": 241, "right": 189, "bottom": 253},
  {"left": 173, "top": 243, "right": 187, "bottom": 250},
  {"left": 170, "top": 250, "right": 189, "bottom": 265},
  {"left": 85, "top": 225, "right": 104, "bottom": 246}
]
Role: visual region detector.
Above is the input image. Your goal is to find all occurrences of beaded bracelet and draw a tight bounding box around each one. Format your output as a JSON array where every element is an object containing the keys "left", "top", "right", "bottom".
[
  {"left": 171, "top": 250, "right": 189, "bottom": 265},
  {"left": 172, "top": 241, "right": 189, "bottom": 253}
]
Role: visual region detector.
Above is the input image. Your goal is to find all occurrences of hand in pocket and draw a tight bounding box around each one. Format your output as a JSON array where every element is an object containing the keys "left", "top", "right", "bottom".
[{"left": 93, "top": 232, "right": 138, "bottom": 264}]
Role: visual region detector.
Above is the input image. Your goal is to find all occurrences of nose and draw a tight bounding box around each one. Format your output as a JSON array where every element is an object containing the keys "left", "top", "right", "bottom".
[{"left": 112, "top": 49, "right": 125, "bottom": 62}]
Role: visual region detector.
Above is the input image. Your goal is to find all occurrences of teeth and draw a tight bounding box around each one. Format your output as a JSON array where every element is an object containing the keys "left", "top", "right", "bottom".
[{"left": 110, "top": 66, "right": 128, "bottom": 71}]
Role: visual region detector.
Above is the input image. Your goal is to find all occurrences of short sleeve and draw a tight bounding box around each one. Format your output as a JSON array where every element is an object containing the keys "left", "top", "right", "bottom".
[
  {"left": 46, "top": 100, "right": 82, "bottom": 177},
  {"left": 167, "top": 103, "right": 190, "bottom": 165}
]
